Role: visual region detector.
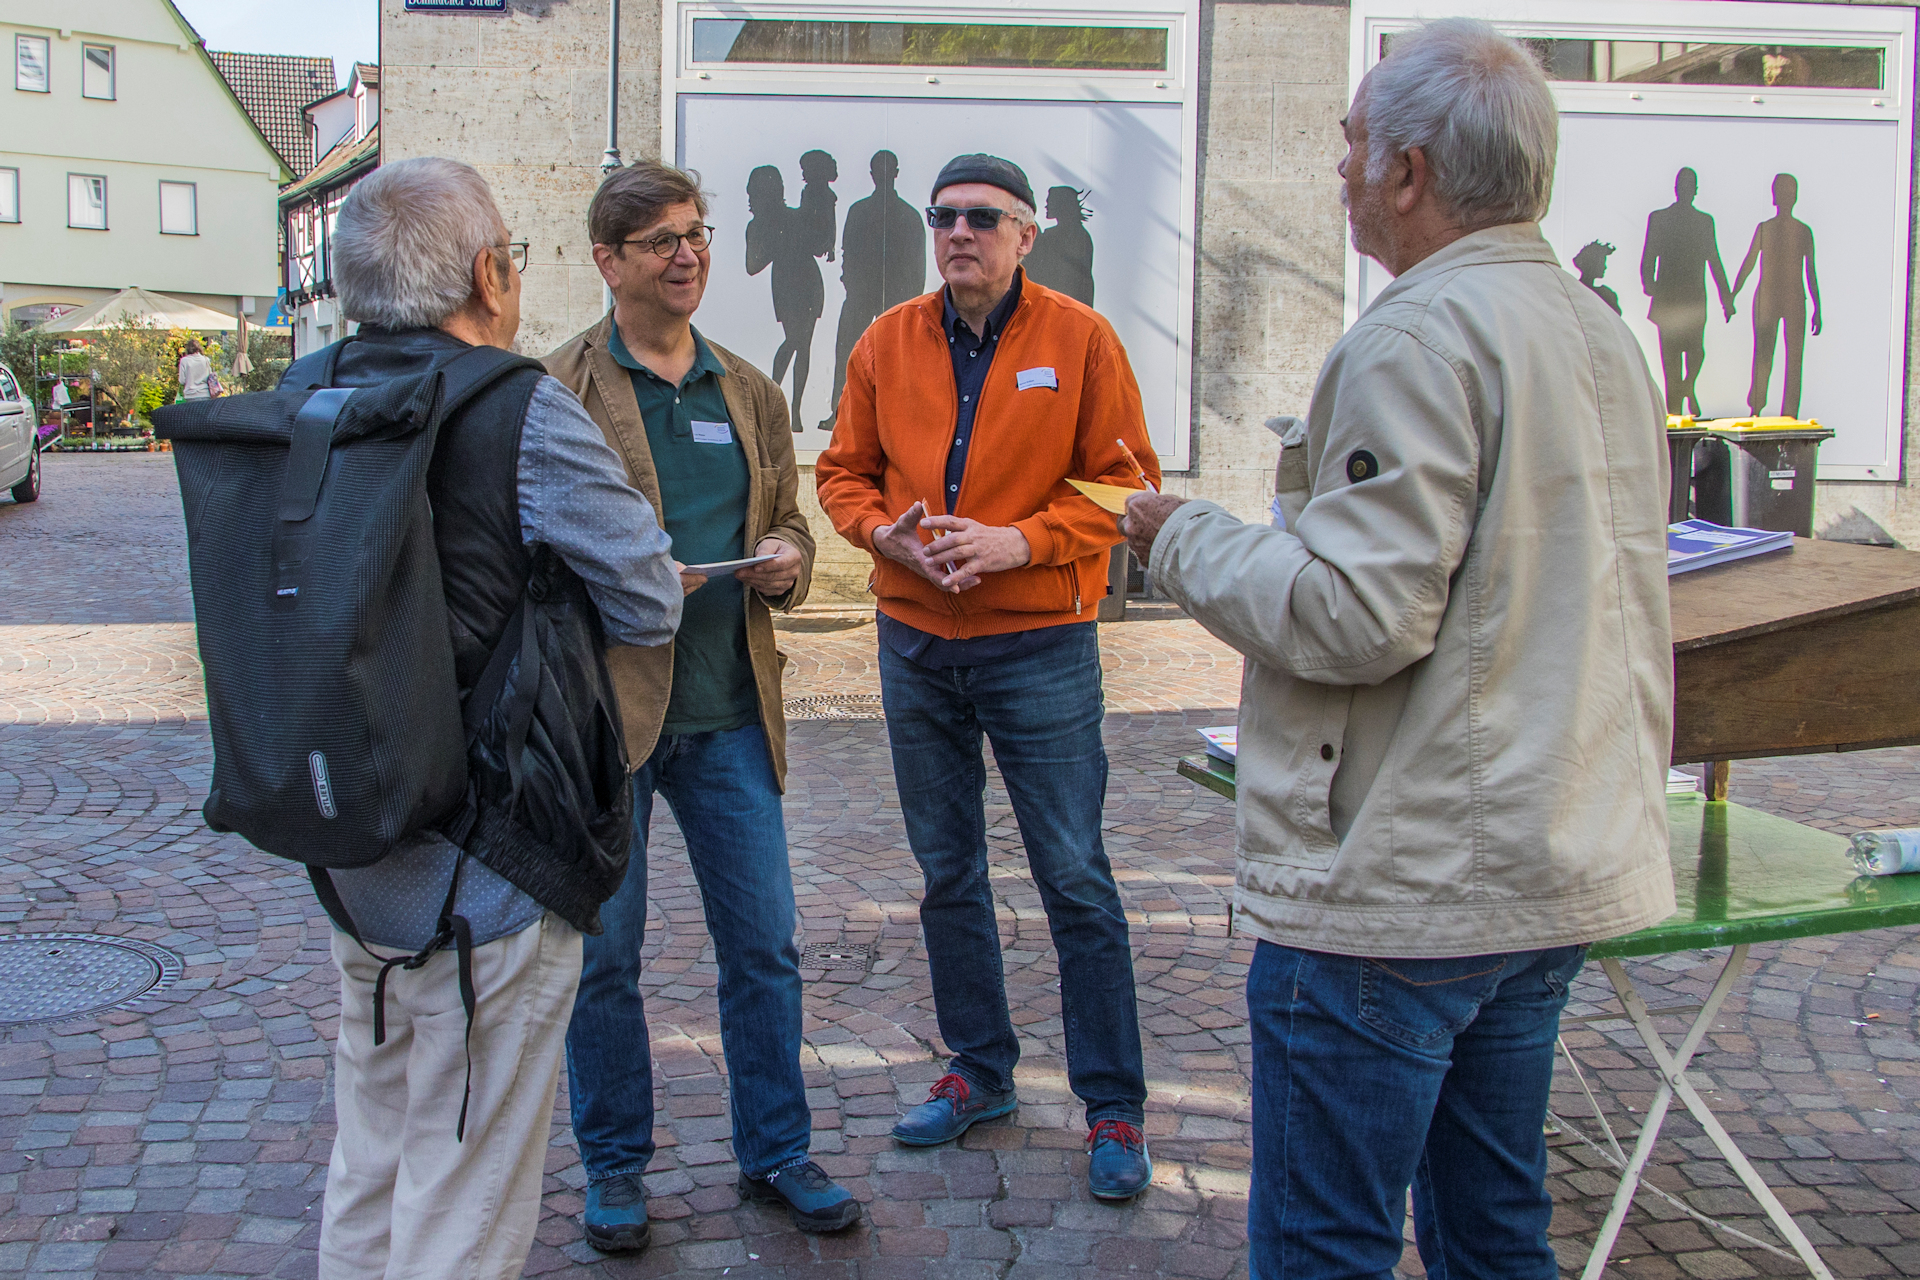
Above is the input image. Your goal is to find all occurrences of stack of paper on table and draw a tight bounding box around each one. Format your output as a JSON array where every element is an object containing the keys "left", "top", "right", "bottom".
[
  {"left": 1667, "top": 519, "right": 1792, "bottom": 576},
  {"left": 1667, "top": 768, "right": 1699, "bottom": 795},
  {"left": 1198, "top": 727, "right": 1236, "bottom": 763}
]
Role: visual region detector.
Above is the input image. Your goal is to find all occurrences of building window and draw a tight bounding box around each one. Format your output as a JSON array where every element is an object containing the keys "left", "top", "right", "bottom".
[
  {"left": 68, "top": 174, "right": 106, "bottom": 229},
  {"left": 15, "top": 35, "right": 48, "bottom": 91},
  {"left": 0, "top": 169, "right": 17, "bottom": 223},
  {"left": 81, "top": 44, "right": 114, "bottom": 99},
  {"left": 159, "top": 181, "right": 196, "bottom": 235}
]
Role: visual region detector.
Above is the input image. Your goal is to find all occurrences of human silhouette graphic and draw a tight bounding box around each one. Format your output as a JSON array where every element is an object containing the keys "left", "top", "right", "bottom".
[
  {"left": 1573, "top": 241, "right": 1622, "bottom": 315},
  {"left": 1731, "top": 173, "right": 1822, "bottom": 418},
  {"left": 1640, "top": 168, "right": 1735, "bottom": 416},
  {"left": 746, "top": 158, "right": 834, "bottom": 431},
  {"left": 1023, "top": 186, "right": 1096, "bottom": 305},
  {"left": 821, "top": 150, "right": 927, "bottom": 432}
]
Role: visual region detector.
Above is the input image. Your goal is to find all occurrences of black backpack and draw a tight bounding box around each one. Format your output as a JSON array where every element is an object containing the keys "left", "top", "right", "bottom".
[{"left": 153, "top": 347, "right": 632, "bottom": 904}]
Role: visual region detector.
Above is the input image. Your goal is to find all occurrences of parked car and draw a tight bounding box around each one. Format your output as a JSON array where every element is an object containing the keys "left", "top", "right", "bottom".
[{"left": 0, "top": 363, "right": 40, "bottom": 503}]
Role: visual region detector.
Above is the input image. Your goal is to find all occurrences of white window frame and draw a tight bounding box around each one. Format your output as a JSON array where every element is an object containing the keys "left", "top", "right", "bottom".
[
  {"left": 158, "top": 180, "right": 197, "bottom": 235},
  {"left": 0, "top": 168, "right": 18, "bottom": 223},
  {"left": 15, "top": 34, "right": 49, "bottom": 92},
  {"left": 81, "top": 43, "right": 114, "bottom": 100},
  {"left": 663, "top": 0, "right": 1203, "bottom": 468},
  {"left": 1347, "top": 0, "right": 1915, "bottom": 483},
  {"left": 67, "top": 174, "right": 107, "bottom": 230}
]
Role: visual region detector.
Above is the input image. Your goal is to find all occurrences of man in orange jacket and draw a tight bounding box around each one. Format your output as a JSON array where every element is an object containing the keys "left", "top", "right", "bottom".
[{"left": 816, "top": 153, "right": 1160, "bottom": 1201}]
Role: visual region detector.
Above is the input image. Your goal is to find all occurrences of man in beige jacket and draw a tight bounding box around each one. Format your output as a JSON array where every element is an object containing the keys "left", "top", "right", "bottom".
[
  {"left": 1125, "top": 21, "right": 1675, "bottom": 1278},
  {"left": 544, "top": 162, "right": 859, "bottom": 1248}
]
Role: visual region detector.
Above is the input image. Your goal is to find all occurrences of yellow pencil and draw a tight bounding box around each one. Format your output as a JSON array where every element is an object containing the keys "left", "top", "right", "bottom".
[{"left": 1114, "top": 438, "right": 1157, "bottom": 494}]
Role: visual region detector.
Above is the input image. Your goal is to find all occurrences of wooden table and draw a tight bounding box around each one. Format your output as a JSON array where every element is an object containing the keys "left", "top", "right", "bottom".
[
  {"left": 1176, "top": 753, "right": 1920, "bottom": 1280},
  {"left": 1671, "top": 539, "right": 1920, "bottom": 783}
]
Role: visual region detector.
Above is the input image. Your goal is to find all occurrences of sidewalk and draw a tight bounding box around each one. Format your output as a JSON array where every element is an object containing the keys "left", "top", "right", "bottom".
[{"left": 2, "top": 456, "right": 1920, "bottom": 1279}]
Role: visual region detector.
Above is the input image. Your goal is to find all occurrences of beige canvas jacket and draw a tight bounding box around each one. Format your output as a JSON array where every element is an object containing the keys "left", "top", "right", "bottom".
[
  {"left": 1152, "top": 224, "right": 1677, "bottom": 958},
  {"left": 544, "top": 314, "right": 814, "bottom": 788}
]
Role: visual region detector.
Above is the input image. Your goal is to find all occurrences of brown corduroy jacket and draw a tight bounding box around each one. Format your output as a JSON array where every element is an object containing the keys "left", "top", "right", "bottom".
[{"left": 544, "top": 313, "right": 814, "bottom": 788}]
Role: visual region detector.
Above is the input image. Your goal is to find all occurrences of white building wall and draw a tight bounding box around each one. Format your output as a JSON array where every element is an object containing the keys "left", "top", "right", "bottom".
[{"left": 0, "top": 0, "right": 286, "bottom": 321}]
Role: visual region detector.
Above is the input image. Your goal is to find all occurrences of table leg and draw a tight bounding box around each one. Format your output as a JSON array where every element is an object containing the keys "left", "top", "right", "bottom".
[
  {"left": 1577, "top": 947, "right": 1833, "bottom": 1280},
  {"left": 1706, "top": 760, "right": 1732, "bottom": 801}
]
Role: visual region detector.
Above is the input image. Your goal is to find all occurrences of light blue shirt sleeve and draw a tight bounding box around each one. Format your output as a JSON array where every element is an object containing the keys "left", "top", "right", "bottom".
[{"left": 517, "top": 376, "right": 683, "bottom": 646}]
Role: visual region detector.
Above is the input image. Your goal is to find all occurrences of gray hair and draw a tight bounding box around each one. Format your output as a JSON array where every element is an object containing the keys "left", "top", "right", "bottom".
[
  {"left": 334, "top": 157, "right": 507, "bottom": 329},
  {"left": 1363, "top": 18, "right": 1558, "bottom": 227}
]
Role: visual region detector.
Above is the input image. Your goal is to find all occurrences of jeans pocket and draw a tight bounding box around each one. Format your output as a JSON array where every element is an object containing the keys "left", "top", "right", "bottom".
[{"left": 1357, "top": 955, "right": 1509, "bottom": 1052}]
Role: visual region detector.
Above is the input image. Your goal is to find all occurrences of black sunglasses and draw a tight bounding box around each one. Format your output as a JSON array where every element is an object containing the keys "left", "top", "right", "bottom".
[{"left": 926, "top": 205, "right": 1014, "bottom": 231}]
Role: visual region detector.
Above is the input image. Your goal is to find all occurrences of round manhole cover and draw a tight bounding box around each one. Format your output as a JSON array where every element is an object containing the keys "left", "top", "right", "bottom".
[
  {"left": 784, "top": 693, "right": 886, "bottom": 722},
  {"left": 0, "top": 934, "right": 182, "bottom": 1027}
]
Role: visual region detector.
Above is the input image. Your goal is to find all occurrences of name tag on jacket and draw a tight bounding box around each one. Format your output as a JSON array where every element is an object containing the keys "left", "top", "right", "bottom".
[
  {"left": 691, "top": 420, "right": 733, "bottom": 444},
  {"left": 1015, "top": 367, "right": 1058, "bottom": 391}
]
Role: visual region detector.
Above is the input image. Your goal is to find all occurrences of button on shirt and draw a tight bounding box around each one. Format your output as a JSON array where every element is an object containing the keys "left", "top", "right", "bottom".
[
  {"left": 877, "top": 269, "right": 1093, "bottom": 670},
  {"left": 607, "top": 324, "right": 760, "bottom": 736}
]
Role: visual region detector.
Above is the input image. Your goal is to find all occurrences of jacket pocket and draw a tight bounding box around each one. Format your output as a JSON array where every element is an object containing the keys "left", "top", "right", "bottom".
[{"left": 1287, "top": 683, "right": 1354, "bottom": 858}]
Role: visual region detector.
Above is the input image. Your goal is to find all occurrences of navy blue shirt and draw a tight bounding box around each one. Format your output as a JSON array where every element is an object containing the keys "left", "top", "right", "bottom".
[{"left": 879, "top": 270, "right": 1092, "bottom": 670}]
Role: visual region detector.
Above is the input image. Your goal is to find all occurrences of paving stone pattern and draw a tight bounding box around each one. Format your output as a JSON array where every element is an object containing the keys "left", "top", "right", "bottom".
[{"left": 4, "top": 456, "right": 1920, "bottom": 1279}]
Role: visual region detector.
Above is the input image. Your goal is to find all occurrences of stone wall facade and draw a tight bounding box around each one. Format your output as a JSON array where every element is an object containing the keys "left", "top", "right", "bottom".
[{"left": 380, "top": 0, "right": 1920, "bottom": 600}]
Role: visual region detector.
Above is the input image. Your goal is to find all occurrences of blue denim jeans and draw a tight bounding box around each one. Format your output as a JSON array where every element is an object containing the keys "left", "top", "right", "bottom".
[
  {"left": 1246, "top": 940, "right": 1586, "bottom": 1280},
  {"left": 565, "top": 722, "right": 810, "bottom": 1182},
  {"left": 878, "top": 625, "right": 1146, "bottom": 1123}
]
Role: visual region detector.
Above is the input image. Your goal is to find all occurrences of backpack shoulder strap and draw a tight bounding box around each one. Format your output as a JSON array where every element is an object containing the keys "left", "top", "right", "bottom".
[{"left": 431, "top": 346, "right": 547, "bottom": 430}]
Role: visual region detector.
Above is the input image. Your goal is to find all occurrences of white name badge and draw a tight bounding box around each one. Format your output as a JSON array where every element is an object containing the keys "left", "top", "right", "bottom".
[
  {"left": 691, "top": 419, "right": 733, "bottom": 444},
  {"left": 1016, "top": 366, "right": 1059, "bottom": 391}
]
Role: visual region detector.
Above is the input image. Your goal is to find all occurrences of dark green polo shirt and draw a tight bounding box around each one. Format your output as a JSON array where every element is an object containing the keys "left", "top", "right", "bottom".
[{"left": 607, "top": 324, "right": 758, "bottom": 736}]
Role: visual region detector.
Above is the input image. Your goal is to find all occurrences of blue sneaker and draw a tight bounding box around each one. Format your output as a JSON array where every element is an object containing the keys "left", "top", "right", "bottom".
[
  {"left": 738, "top": 1160, "right": 861, "bottom": 1232},
  {"left": 891, "top": 1073, "right": 1017, "bottom": 1147},
  {"left": 1087, "top": 1120, "right": 1152, "bottom": 1200},
  {"left": 583, "top": 1172, "right": 651, "bottom": 1252}
]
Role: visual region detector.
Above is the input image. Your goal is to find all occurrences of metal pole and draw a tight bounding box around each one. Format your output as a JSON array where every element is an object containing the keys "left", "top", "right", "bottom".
[{"left": 600, "top": 0, "right": 622, "bottom": 314}]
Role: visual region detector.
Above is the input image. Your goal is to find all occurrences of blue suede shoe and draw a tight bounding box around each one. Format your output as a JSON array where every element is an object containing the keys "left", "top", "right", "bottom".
[
  {"left": 891, "top": 1073, "right": 1018, "bottom": 1147},
  {"left": 583, "top": 1173, "right": 651, "bottom": 1252},
  {"left": 1087, "top": 1120, "right": 1152, "bottom": 1200},
  {"left": 738, "top": 1160, "right": 861, "bottom": 1232}
]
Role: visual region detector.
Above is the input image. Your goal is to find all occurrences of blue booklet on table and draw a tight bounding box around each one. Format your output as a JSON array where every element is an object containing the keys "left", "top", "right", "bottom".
[{"left": 1667, "top": 519, "right": 1792, "bottom": 576}]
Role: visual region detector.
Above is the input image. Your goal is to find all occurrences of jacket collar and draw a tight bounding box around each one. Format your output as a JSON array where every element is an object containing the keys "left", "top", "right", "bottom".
[{"left": 1371, "top": 222, "right": 1560, "bottom": 306}]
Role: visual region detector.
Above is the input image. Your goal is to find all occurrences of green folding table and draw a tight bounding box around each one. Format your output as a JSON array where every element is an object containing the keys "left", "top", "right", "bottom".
[{"left": 1177, "top": 753, "right": 1920, "bottom": 1279}]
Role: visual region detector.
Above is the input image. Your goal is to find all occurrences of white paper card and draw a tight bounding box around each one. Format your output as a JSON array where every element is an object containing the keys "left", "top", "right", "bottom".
[
  {"left": 691, "top": 419, "right": 733, "bottom": 444},
  {"left": 1016, "top": 367, "right": 1058, "bottom": 391}
]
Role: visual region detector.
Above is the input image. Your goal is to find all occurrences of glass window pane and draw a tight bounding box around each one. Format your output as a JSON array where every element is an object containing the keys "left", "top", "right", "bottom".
[
  {"left": 160, "top": 181, "right": 196, "bottom": 235},
  {"left": 82, "top": 44, "right": 114, "bottom": 99},
  {"left": 16, "top": 35, "right": 48, "bottom": 92},
  {"left": 1378, "top": 34, "right": 1883, "bottom": 90},
  {"left": 0, "top": 169, "right": 17, "bottom": 223},
  {"left": 68, "top": 175, "right": 106, "bottom": 229},
  {"left": 692, "top": 19, "right": 1169, "bottom": 71}
]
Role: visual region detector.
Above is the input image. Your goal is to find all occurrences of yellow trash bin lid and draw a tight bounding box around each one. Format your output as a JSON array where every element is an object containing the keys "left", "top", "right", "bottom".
[{"left": 1701, "top": 415, "right": 1832, "bottom": 437}]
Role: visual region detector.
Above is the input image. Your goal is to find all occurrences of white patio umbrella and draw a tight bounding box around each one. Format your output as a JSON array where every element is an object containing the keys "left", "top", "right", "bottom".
[{"left": 38, "top": 286, "right": 243, "bottom": 334}]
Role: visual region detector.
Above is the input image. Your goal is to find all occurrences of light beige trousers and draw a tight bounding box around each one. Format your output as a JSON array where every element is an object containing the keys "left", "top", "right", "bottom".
[{"left": 320, "top": 913, "right": 582, "bottom": 1280}]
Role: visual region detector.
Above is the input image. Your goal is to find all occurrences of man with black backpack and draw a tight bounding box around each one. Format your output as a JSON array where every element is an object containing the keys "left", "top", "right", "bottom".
[{"left": 161, "top": 157, "right": 685, "bottom": 1280}]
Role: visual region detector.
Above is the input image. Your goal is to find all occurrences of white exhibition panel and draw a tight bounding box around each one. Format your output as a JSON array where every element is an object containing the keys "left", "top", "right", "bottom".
[
  {"left": 678, "top": 93, "right": 1186, "bottom": 460},
  {"left": 1346, "top": 0, "right": 1916, "bottom": 483}
]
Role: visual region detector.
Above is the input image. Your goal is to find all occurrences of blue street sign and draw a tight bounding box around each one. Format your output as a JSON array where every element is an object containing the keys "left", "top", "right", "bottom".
[{"left": 403, "top": 0, "right": 507, "bottom": 10}]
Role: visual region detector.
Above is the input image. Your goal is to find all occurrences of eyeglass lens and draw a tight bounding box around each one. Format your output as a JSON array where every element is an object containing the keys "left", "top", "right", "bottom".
[{"left": 926, "top": 206, "right": 1005, "bottom": 231}]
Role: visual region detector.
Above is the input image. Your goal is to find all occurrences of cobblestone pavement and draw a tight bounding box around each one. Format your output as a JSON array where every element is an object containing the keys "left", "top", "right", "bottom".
[{"left": 4, "top": 455, "right": 1920, "bottom": 1280}]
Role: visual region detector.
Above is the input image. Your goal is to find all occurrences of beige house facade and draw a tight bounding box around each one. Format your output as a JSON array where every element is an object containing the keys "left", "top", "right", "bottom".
[
  {"left": 0, "top": 0, "right": 289, "bottom": 330},
  {"left": 380, "top": 0, "right": 1920, "bottom": 603}
]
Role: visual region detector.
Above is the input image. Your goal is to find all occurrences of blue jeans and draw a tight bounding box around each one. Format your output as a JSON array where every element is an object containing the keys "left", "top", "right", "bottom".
[
  {"left": 1247, "top": 940, "right": 1586, "bottom": 1280},
  {"left": 565, "top": 722, "right": 810, "bottom": 1182},
  {"left": 879, "top": 625, "right": 1146, "bottom": 1123}
]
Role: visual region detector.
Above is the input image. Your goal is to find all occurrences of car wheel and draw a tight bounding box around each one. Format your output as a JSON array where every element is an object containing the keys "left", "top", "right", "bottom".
[{"left": 11, "top": 444, "right": 39, "bottom": 503}]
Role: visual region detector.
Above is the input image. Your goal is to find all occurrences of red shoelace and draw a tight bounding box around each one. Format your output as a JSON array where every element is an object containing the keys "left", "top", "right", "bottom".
[
  {"left": 926, "top": 1073, "right": 972, "bottom": 1105},
  {"left": 1087, "top": 1118, "right": 1144, "bottom": 1151}
]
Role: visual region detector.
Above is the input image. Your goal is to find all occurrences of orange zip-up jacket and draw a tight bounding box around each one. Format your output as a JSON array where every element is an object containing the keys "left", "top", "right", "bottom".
[{"left": 817, "top": 276, "right": 1162, "bottom": 640}]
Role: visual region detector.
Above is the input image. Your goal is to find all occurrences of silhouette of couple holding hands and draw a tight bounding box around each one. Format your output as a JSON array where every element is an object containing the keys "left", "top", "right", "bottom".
[{"left": 1587, "top": 167, "right": 1821, "bottom": 418}]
